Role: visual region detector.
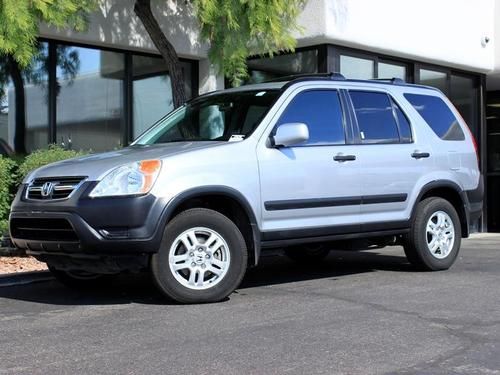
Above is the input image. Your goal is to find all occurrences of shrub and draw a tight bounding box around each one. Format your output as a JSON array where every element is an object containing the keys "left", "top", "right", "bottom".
[
  {"left": 0, "top": 145, "right": 88, "bottom": 238},
  {"left": 0, "top": 157, "right": 17, "bottom": 234},
  {"left": 17, "top": 145, "right": 87, "bottom": 184}
]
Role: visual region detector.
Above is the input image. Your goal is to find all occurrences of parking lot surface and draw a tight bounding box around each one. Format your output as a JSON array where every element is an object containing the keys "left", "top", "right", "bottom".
[{"left": 0, "top": 235, "right": 499, "bottom": 374}]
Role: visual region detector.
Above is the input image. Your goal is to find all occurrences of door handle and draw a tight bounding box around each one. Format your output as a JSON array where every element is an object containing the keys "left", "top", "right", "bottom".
[
  {"left": 411, "top": 151, "right": 430, "bottom": 159},
  {"left": 333, "top": 154, "right": 356, "bottom": 162}
]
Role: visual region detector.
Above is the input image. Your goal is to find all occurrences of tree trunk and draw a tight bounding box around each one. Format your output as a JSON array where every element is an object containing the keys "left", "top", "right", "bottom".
[
  {"left": 134, "top": 0, "right": 187, "bottom": 108},
  {"left": 7, "top": 56, "right": 26, "bottom": 154}
]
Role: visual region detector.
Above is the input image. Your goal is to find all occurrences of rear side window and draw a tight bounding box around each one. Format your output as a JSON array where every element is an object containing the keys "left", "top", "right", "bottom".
[
  {"left": 350, "top": 91, "right": 400, "bottom": 143},
  {"left": 404, "top": 93, "right": 465, "bottom": 141},
  {"left": 277, "top": 90, "right": 345, "bottom": 145}
]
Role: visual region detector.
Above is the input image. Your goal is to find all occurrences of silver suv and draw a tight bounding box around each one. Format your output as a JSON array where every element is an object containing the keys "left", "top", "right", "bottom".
[{"left": 10, "top": 74, "right": 483, "bottom": 303}]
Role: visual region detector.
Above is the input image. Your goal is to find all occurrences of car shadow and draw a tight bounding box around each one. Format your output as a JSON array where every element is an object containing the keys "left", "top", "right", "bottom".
[
  {"left": 0, "top": 249, "right": 413, "bottom": 307},
  {"left": 240, "top": 248, "right": 413, "bottom": 289}
]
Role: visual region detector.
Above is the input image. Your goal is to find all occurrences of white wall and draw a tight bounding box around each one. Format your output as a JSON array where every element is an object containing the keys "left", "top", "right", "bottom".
[
  {"left": 40, "top": 0, "right": 224, "bottom": 92},
  {"left": 297, "top": 0, "right": 495, "bottom": 73},
  {"left": 39, "top": 0, "right": 499, "bottom": 89},
  {"left": 39, "top": 0, "right": 207, "bottom": 58}
]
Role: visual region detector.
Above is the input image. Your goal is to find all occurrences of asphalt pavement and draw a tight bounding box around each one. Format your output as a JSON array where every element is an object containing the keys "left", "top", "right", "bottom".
[{"left": 0, "top": 235, "right": 499, "bottom": 374}]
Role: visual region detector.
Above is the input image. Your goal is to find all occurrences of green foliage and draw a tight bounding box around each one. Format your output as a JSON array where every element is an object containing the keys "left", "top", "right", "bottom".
[
  {"left": 17, "top": 144, "right": 86, "bottom": 184},
  {"left": 0, "top": 0, "right": 98, "bottom": 67},
  {"left": 0, "top": 145, "right": 87, "bottom": 236},
  {"left": 0, "top": 157, "right": 16, "bottom": 234},
  {"left": 195, "top": 0, "right": 306, "bottom": 86}
]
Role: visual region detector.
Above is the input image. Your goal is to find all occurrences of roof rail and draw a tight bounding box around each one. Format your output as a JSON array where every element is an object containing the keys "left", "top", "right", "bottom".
[
  {"left": 273, "top": 72, "right": 439, "bottom": 93},
  {"left": 264, "top": 72, "right": 345, "bottom": 83},
  {"left": 371, "top": 78, "right": 406, "bottom": 84}
]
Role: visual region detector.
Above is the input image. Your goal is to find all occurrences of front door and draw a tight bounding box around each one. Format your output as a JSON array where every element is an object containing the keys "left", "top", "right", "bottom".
[{"left": 257, "top": 88, "right": 362, "bottom": 241}]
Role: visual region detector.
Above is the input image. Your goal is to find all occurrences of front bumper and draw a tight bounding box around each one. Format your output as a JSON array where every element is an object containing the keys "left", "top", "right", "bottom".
[{"left": 9, "top": 182, "right": 168, "bottom": 271}]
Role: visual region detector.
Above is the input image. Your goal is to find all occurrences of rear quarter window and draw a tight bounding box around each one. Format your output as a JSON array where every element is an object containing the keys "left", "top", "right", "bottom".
[{"left": 404, "top": 93, "right": 465, "bottom": 141}]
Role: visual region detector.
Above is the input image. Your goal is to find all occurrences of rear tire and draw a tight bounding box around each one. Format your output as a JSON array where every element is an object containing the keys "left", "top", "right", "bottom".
[
  {"left": 284, "top": 243, "right": 330, "bottom": 263},
  {"left": 151, "top": 208, "right": 248, "bottom": 304},
  {"left": 48, "top": 265, "right": 105, "bottom": 290},
  {"left": 404, "top": 197, "right": 461, "bottom": 271}
]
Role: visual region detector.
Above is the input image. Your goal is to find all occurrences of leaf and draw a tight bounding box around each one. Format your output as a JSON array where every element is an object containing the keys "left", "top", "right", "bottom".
[{"left": 194, "top": 0, "right": 306, "bottom": 86}]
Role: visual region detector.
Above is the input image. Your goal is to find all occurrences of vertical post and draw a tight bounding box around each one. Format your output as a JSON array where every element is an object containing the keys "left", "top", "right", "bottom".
[
  {"left": 479, "top": 74, "right": 488, "bottom": 232},
  {"left": 123, "top": 53, "right": 133, "bottom": 146},
  {"left": 48, "top": 42, "right": 57, "bottom": 145}
]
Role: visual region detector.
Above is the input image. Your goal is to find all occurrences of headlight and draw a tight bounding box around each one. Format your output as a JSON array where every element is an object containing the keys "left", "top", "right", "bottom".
[{"left": 89, "top": 160, "right": 162, "bottom": 198}]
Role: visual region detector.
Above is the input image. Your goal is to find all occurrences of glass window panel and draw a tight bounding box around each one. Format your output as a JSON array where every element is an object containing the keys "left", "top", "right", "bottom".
[
  {"left": 419, "top": 69, "right": 448, "bottom": 93},
  {"left": 340, "top": 55, "right": 375, "bottom": 80},
  {"left": 350, "top": 91, "right": 399, "bottom": 143},
  {"left": 133, "top": 55, "right": 193, "bottom": 138},
  {"left": 378, "top": 62, "right": 406, "bottom": 80},
  {"left": 404, "top": 93, "right": 465, "bottom": 141},
  {"left": 246, "top": 50, "right": 318, "bottom": 84},
  {"left": 277, "top": 90, "right": 345, "bottom": 145},
  {"left": 450, "top": 74, "right": 477, "bottom": 136},
  {"left": 0, "top": 42, "right": 49, "bottom": 153},
  {"left": 487, "top": 94, "right": 500, "bottom": 172},
  {"left": 136, "top": 90, "right": 279, "bottom": 145},
  {"left": 56, "top": 46, "right": 124, "bottom": 152}
]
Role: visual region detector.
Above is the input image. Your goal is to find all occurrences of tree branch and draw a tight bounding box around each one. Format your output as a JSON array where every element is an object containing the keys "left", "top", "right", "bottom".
[{"left": 134, "top": 0, "right": 187, "bottom": 108}]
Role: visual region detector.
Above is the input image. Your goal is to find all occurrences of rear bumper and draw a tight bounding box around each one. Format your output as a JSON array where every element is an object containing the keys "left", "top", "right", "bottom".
[
  {"left": 465, "top": 174, "right": 484, "bottom": 224},
  {"left": 9, "top": 182, "right": 168, "bottom": 271}
]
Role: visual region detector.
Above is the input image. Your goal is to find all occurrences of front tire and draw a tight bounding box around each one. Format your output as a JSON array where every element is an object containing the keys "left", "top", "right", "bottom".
[
  {"left": 151, "top": 208, "right": 248, "bottom": 304},
  {"left": 404, "top": 197, "right": 461, "bottom": 271}
]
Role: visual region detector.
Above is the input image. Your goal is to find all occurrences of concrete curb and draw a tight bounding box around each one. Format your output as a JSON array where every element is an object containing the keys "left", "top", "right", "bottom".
[{"left": 0, "top": 271, "right": 53, "bottom": 287}]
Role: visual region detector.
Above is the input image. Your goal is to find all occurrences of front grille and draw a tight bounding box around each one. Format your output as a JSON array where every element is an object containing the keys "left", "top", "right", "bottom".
[
  {"left": 26, "top": 176, "right": 86, "bottom": 200},
  {"left": 10, "top": 218, "right": 79, "bottom": 242}
]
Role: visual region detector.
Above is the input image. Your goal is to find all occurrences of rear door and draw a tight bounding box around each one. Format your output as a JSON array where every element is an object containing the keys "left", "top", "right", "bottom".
[{"left": 346, "top": 89, "right": 434, "bottom": 229}]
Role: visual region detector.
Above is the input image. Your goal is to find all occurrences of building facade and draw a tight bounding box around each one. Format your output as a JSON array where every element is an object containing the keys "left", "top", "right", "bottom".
[{"left": 0, "top": 0, "right": 499, "bottom": 231}]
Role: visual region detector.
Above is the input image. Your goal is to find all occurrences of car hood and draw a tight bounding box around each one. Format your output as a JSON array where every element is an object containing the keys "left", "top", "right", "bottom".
[{"left": 25, "top": 142, "right": 226, "bottom": 182}]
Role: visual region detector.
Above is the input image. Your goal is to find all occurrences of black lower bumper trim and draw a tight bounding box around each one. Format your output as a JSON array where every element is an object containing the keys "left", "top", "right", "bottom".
[
  {"left": 10, "top": 211, "right": 163, "bottom": 256},
  {"left": 27, "top": 250, "right": 149, "bottom": 273}
]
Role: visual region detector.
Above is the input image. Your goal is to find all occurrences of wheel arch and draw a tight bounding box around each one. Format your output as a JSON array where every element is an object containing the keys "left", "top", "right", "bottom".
[
  {"left": 412, "top": 180, "right": 469, "bottom": 238},
  {"left": 163, "top": 186, "right": 261, "bottom": 266}
]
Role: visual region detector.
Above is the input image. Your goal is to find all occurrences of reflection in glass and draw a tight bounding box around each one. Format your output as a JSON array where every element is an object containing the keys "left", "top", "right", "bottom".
[
  {"left": 135, "top": 90, "right": 279, "bottom": 145},
  {"left": 246, "top": 50, "right": 318, "bottom": 84},
  {"left": 487, "top": 93, "right": 500, "bottom": 172},
  {"left": 56, "top": 46, "right": 124, "bottom": 152},
  {"left": 0, "top": 42, "right": 49, "bottom": 153},
  {"left": 450, "top": 74, "right": 477, "bottom": 136},
  {"left": 277, "top": 90, "right": 345, "bottom": 145},
  {"left": 378, "top": 62, "right": 406, "bottom": 80},
  {"left": 340, "top": 55, "right": 374, "bottom": 80},
  {"left": 132, "top": 55, "right": 193, "bottom": 138},
  {"left": 419, "top": 69, "right": 447, "bottom": 93}
]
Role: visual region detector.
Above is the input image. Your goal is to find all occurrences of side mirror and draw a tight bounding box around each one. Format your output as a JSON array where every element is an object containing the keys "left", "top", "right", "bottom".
[{"left": 271, "top": 123, "right": 309, "bottom": 147}]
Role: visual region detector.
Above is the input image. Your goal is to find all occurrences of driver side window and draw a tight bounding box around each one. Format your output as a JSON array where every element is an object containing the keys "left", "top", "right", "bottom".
[{"left": 277, "top": 90, "right": 346, "bottom": 146}]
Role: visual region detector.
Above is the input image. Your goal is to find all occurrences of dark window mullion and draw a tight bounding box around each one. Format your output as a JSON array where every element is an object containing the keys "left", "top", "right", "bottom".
[
  {"left": 123, "top": 53, "right": 133, "bottom": 146},
  {"left": 47, "top": 42, "right": 57, "bottom": 144}
]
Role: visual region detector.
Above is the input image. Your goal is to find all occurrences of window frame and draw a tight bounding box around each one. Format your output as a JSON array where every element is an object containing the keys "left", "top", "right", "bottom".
[
  {"left": 273, "top": 88, "right": 351, "bottom": 147},
  {"left": 346, "top": 89, "right": 413, "bottom": 145},
  {"left": 35, "top": 37, "right": 199, "bottom": 148}
]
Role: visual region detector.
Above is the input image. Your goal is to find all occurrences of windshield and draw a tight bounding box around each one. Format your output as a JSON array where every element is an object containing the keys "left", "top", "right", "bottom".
[{"left": 134, "top": 90, "right": 280, "bottom": 145}]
